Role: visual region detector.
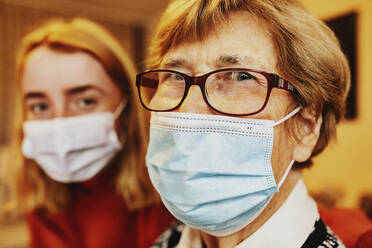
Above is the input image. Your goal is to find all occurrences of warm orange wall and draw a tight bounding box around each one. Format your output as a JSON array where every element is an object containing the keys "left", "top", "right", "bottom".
[{"left": 299, "top": 0, "right": 372, "bottom": 207}]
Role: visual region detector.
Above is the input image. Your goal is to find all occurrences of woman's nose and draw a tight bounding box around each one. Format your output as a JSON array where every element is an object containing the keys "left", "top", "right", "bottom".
[
  {"left": 177, "top": 85, "right": 214, "bottom": 114},
  {"left": 52, "top": 99, "right": 69, "bottom": 118},
  {"left": 53, "top": 105, "right": 66, "bottom": 118}
]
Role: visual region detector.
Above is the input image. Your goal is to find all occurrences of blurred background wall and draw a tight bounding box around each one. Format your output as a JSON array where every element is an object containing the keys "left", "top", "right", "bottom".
[{"left": 0, "top": 0, "right": 371, "bottom": 247}]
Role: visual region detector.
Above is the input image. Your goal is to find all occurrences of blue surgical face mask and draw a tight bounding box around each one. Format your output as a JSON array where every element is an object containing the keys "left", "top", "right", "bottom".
[{"left": 146, "top": 108, "right": 300, "bottom": 236}]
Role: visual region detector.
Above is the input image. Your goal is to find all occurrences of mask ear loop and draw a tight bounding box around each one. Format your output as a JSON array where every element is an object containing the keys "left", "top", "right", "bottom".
[
  {"left": 113, "top": 98, "right": 128, "bottom": 120},
  {"left": 113, "top": 98, "right": 129, "bottom": 147},
  {"left": 278, "top": 160, "right": 295, "bottom": 188},
  {"left": 272, "top": 106, "right": 302, "bottom": 127},
  {"left": 270, "top": 106, "right": 301, "bottom": 187}
]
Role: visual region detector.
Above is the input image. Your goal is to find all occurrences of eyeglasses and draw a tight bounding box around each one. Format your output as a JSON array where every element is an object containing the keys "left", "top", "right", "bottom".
[{"left": 136, "top": 68, "right": 296, "bottom": 116}]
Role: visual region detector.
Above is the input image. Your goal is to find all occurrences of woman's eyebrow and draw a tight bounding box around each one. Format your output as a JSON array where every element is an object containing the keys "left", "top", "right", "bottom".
[
  {"left": 162, "top": 55, "right": 268, "bottom": 70},
  {"left": 162, "top": 58, "right": 188, "bottom": 69},
  {"left": 215, "top": 54, "right": 241, "bottom": 66},
  {"left": 215, "top": 54, "right": 268, "bottom": 70},
  {"left": 24, "top": 92, "right": 46, "bottom": 100},
  {"left": 66, "top": 85, "right": 104, "bottom": 95}
]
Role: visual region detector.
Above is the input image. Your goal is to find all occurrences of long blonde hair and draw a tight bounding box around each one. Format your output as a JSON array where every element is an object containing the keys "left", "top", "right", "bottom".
[{"left": 3, "top": 18, "right": 158, "bottom": 214}]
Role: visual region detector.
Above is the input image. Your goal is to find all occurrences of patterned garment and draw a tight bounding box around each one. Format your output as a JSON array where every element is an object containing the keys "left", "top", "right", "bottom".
[{"left": 151, "top": 219, "right": 346, "bottom": 248}]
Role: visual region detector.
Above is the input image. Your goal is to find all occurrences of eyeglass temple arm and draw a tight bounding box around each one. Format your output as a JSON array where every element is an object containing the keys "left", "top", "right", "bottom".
[
  {"left": 136, "top": 76, "right": 158, "bottom": 88},
  {"left": 271, "top": 74, "right": 296, "bottom": 93}
]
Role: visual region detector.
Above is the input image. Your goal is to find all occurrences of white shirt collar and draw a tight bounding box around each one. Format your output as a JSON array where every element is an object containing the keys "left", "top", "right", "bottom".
[{"left": 176, "top": 179, "right": 319, "bottom": 248}]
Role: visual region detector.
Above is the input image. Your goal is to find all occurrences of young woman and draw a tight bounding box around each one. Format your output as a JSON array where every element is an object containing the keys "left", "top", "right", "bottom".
[{"left": 3, "top": 18, "right": 173, "bottom": 248}]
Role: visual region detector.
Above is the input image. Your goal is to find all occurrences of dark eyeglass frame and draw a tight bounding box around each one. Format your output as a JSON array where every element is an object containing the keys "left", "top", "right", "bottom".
[{"left": 136, "top": 68, "right": 297, "bottom": 116}]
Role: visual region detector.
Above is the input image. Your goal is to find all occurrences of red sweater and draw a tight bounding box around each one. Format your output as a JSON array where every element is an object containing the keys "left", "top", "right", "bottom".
[
  {"left": 26, "top": 175, "right": 173, "bottom": 248},
  {"left": 319, "top": 208, "right": 372, "bottom": 248}
]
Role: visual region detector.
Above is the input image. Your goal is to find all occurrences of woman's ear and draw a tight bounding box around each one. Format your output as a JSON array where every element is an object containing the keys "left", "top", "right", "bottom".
[{"left": 292, "top": 108, "right": 322, "bottom": 162}]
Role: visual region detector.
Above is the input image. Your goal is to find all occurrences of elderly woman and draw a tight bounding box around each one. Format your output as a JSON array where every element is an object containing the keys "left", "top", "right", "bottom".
[
  {"left": 3, "top": 18, "right": 173, "bottom": 247},
  {"left": 135, "top": 0, "right": 350, "bottom": 247}
]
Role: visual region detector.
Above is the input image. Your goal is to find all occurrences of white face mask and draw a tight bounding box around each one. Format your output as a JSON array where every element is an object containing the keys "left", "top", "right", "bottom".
[{"left": 22, "top": 102, "right": 126, "bottom": 183}]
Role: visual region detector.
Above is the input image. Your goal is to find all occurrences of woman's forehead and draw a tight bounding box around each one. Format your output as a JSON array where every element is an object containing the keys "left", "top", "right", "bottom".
[
  {"left": 160, "top": 12, "right": 277, "bottom": 73},
  {"left": 22, "top": 47, "right": 118, "bottom": 95}
]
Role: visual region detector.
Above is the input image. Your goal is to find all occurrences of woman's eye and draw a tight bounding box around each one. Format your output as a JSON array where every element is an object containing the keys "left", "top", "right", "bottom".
[
  {"left": 161, "top": 73, "right": 183, "bottom": 82},
  {"left": 174, "top": 74, "right": 183, "bottom": 80},
  {"left": 77, "top": 98, "right": 97, "bottom": 107},
  {"left": 232, "top": 72, "right": 254, "bottom": 81},
  {"left": 30, "top": 103, "right": 49, "bottom": 113}
]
